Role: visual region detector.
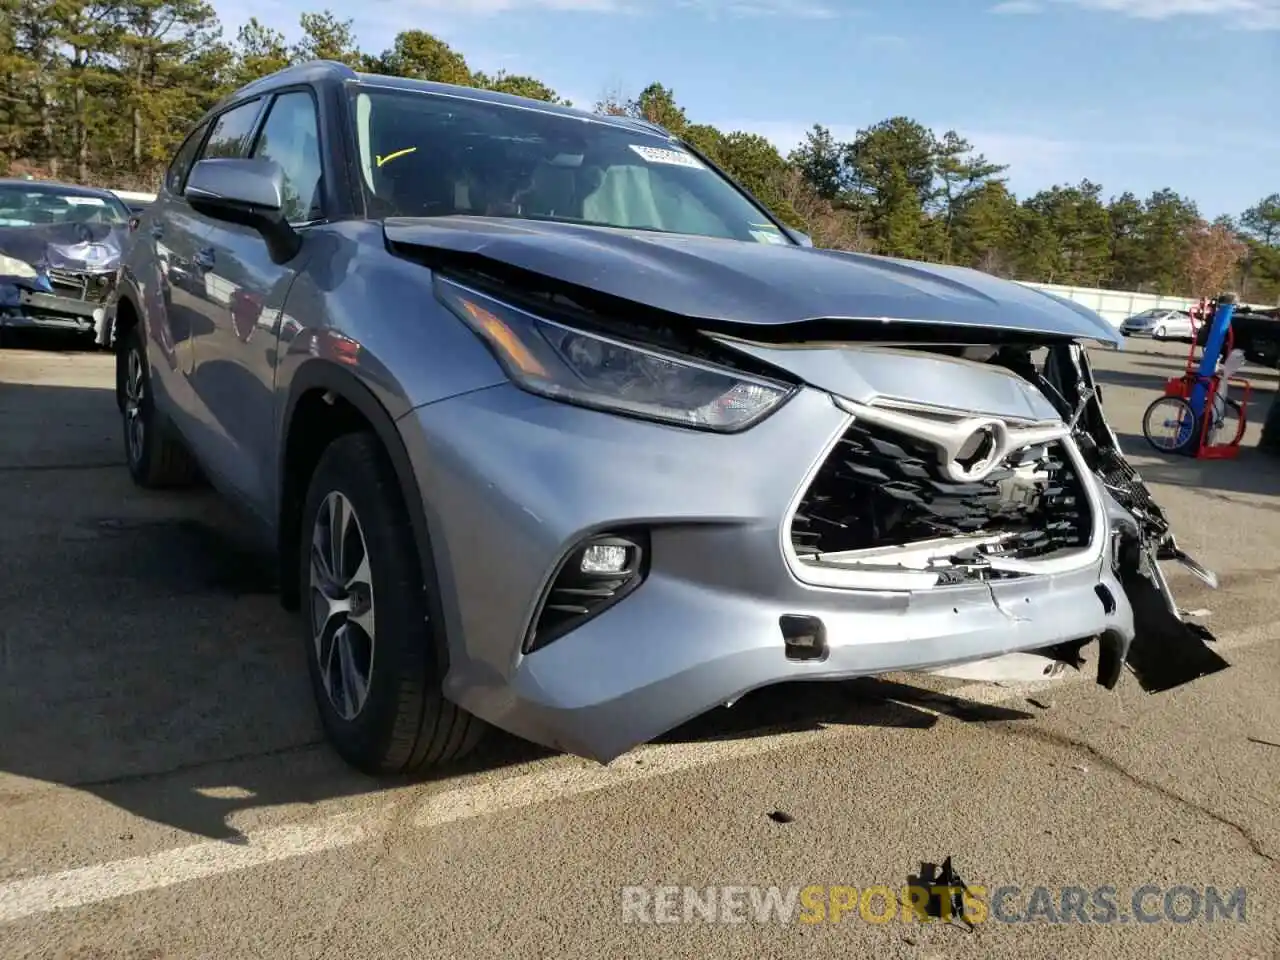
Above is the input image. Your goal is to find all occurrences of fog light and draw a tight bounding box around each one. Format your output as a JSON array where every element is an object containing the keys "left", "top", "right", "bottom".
[
  {"left": 581, "top": 543, "right": 629, "bottom": 574},
  {"left": 524, "top": 531, "right": 650, "bottom": 654}
]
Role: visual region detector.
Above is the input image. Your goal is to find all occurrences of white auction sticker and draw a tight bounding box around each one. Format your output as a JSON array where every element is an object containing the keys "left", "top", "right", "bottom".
[
  {"left": 64, "top": 196, "right": 107, "bottom": 206},
  {"left": 628, "top": 144, "right": 705, "bottom": 169}
]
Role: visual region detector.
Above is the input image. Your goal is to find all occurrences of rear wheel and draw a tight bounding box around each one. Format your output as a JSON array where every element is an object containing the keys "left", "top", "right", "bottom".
[
  {"left": 117, "top": 326, "right": 199, "bottom": 488},
  {"left": 299, "top": 431, "right": 486, "bottom": 775}
]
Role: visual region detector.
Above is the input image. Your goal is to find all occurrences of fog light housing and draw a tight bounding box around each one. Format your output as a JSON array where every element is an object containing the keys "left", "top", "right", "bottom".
[{"left": 524, "top": 531, "right": 649, "bottom": 653}]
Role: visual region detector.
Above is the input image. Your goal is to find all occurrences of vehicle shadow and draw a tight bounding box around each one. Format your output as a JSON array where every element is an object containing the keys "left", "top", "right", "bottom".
[
  {"left": 0, "top": 326, "right": 101, "bottom": 353},
  {"left": 1113, "top": 432, "right": 1280, "bottom": 501},
  {"left": 657, "top": 676, "right": 1031, "bottom": 745},
  {"left": 1092, "top": 365, "right": 1176, "bottom": 393},
  {"left": 0, "top": 372, "right": 1038, "bottom": 844}
]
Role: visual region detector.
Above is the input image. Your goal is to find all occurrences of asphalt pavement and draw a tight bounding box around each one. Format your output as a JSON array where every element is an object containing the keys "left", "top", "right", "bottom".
[{"left": 1, "top": 331, "right": 1278, "bottom": 960}]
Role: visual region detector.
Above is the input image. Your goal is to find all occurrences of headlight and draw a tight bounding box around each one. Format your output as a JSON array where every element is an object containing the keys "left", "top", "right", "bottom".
[
  {"left": 0, "top": 254, "right": 37, "bottom": 279},
  {"left": 435, "top": 277, "right": 795, "bottom": 432}
]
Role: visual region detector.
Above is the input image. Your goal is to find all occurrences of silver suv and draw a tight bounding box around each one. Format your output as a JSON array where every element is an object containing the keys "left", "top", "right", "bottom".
[{"left": 109, "top": 61, "right": 1227, "bottom": 776}]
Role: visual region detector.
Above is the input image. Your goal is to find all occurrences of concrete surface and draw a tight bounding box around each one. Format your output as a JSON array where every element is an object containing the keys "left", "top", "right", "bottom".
[{"left": 0, "top": 331, "right": 1277, "bottom": 960}]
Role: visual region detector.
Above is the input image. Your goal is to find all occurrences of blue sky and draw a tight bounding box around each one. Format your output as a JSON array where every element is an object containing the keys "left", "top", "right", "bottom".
[{"left": 213, "top": 0, "right": 1279, "bottom": 220}]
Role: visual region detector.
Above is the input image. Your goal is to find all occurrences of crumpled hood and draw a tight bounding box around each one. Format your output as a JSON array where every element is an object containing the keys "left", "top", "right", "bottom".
[
  {"left": 0, "top": 221, "right": 126, "bottom": 276},
  {"left": 384, "top": 216, "right": 1122, "bottom": 346}
]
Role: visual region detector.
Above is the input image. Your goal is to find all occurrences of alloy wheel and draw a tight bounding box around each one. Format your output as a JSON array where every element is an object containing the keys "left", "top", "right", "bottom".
[
  {"left": 309, "top": 491, "right": 377, "bottom": 721},
  {"left": 124, "top": 347, "right": 146, "bottom": 465}
]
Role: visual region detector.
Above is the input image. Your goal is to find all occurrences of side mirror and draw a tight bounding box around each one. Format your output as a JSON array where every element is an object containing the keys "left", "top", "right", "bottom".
[
  {"left": 185, "top": 158, "right": 301, "bottom": 264},
  {"left": 128, "top": 216, "right": 140, "bottom": 232},
  {"left": 785, "top": 228, "right": 814, "bottom": 248}
]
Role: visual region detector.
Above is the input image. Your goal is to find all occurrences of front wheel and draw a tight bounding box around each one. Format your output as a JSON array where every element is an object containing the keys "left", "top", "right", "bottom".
[
  {"left": 299, "top": 431, "right": 486, "bottom": 776},
  {"left": 1153, "top": 325, "right": 1167, "bottom": 340}
]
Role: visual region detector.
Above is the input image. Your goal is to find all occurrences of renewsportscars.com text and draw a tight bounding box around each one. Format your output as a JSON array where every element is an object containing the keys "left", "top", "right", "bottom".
[{"left": 620, "top": 884, "right": 1247, "bottom": 925}]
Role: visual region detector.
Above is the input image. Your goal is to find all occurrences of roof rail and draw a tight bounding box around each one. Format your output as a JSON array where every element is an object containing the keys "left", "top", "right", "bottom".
[
  {"left": 230, "top": 59, "right": 359, "bottom": 100},
  {"left": 606, "top": 115, "right": 674, "bottom": 138}
]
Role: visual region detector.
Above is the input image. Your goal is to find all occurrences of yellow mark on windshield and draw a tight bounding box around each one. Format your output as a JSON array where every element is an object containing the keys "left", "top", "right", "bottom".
[{"left": 376, "top": 147, "right": 417, "bottom": 168}]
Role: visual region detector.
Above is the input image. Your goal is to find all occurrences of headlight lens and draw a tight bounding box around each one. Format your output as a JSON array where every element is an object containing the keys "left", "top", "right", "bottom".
[
  {"left": 436, "top": 277, "right": 794, "bottom": 432},
  {"left": 0, "top": 254, "right": 37, "bottom": 279}
]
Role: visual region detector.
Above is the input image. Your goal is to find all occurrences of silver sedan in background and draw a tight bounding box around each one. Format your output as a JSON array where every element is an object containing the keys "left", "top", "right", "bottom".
[{"left": 1120, "top": 308, "right": 1195, "bottom": 340}]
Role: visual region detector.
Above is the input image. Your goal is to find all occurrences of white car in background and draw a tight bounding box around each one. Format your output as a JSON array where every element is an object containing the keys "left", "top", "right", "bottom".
[{"left": 1119, "top": 308, "right": 1194, "bottom": 340}]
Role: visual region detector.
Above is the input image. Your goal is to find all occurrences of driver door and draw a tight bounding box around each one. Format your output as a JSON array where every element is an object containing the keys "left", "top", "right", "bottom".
[{"left": 186, "top": 89, "right": 323, "bottom": 517}]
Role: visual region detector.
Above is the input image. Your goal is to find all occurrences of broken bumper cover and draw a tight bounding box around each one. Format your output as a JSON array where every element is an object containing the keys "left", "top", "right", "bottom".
[
  {"left": 398, "top": 379, "right": 1205, "bottom": 764},
  {"left": 1, "top": 272, "right": 116, "bottom": 336},
  {"left": 471, "top": 558, "right": 1132, "bottom": 764},
  {"left": 0, "top": 288, "right": 110, "bottom": 332}
]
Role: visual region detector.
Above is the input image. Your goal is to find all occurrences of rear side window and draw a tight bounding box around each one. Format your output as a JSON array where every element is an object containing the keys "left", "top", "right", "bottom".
[
  {"left": 165, "top": 124, "right": 207, "bottom": 195},
  {"left": 200, "top": 100, "right": 264, "bottom": 161}
]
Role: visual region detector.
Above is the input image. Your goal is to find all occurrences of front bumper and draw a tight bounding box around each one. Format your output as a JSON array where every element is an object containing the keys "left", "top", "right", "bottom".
[
  {"left": 0, "top": 285, "right": 112, "bottom": 338},
  {"left": 399, "top": 381, "right": 1147, "bottom": 763}
]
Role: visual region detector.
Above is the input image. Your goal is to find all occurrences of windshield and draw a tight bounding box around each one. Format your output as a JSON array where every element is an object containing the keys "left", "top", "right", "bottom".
[
  {"left": 350, "top": 85, "right": 792, "bottom": 246},
  {"left": 0, "top": 185, "right": 130, "bottom": 228}
]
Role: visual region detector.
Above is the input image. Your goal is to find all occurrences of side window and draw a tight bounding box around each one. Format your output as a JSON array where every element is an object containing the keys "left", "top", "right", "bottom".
[
  {"left": 251, "top": 91, "right": 324, "bottom": 223},
  {"left": 165, "top": 124, "right": 207, "bottom": 195},
  {"left": 200, "top": 100, "right": 264, "bottom": 161}
]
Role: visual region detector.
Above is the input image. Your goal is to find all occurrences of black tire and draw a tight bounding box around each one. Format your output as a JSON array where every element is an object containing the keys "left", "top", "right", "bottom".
[
  {"left": 299, "top": 430, "right": 486, "bottom": 776},
  {"left": 117, "top": 326, "right": 200, "bottom": 488},
  {"left": 1142, "top": 395, "right": 1198, "bottom": 454}
]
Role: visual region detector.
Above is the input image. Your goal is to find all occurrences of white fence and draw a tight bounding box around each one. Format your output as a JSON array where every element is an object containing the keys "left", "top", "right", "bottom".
[{"left": 1015, "top": 281, "right": 1272, "bottom": 328}]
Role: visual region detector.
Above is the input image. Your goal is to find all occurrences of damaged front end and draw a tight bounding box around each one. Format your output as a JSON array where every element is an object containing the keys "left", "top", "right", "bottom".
[
  {"left": 0, "top": 221, "right": 125, "bottom": 340},
  {"left": 1039, "top": 342, "right": 1228, "bottom": 693},
  {"left": 386, "top": 221, "right": 1228, "bottom": 704},
  {"left": 761, "top": 334, "right": 1230, "bottom": 696}
]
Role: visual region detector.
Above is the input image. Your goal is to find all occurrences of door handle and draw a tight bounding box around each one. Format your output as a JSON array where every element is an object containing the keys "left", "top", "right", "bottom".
[
  {"left": 194, "top": 247, "right": 215, "bottom": 271},
  {"left": 150, "top": 223, "right": 164, "bottom": 239}
]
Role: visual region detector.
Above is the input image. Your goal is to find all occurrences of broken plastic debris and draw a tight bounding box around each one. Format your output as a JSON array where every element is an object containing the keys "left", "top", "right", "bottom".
[{"left": 906, "top": 856, "right": 975, "bottom": 930}]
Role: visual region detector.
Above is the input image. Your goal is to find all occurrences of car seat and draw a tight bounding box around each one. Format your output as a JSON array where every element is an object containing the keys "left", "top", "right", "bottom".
[
  {"left": 582, "top": 164, "right": 664, "bottom": 230},
  {"left": 516, "top": 161, "right": 580, "bottom": 219}
]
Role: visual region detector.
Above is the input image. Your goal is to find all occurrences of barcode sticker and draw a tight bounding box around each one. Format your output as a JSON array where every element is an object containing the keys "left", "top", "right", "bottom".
[{"left": 628, "top": 144, "right": 705, "bottom": 169}]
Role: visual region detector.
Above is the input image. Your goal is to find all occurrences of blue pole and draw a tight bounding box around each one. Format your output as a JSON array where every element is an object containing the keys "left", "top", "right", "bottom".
[{"left": 1187, "top": 292, "right": 1238, "bottom": 451}]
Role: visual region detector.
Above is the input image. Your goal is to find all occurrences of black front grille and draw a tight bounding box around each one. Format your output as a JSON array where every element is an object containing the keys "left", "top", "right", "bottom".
[{"left": 790, "top": 420, "right": 1092, "bottom": 563}]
